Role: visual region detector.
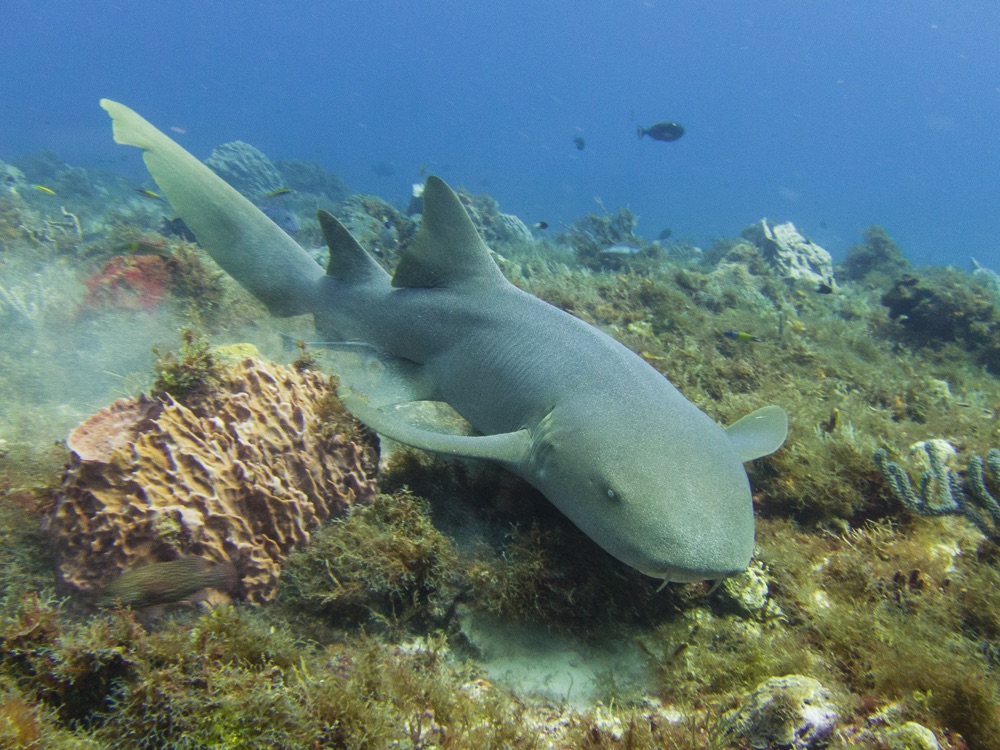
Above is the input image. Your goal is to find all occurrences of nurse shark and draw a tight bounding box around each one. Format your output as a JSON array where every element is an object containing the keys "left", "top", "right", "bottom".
[{"left": 101, "top": 99, "right": 787, "bottom": 585}]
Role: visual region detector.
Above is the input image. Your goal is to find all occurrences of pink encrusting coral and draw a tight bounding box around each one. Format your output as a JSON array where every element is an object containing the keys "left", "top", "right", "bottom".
[
  {"left": 81, "top": 253, "right": 170, "bottom": 310},
  {"left": 51, "top": 357, "right": 378, "bottom": 604}
]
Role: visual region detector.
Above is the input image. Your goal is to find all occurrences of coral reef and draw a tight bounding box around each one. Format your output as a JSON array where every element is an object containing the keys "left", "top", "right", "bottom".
[
  {"left": 150, "top": 327, "right": 224, "bottom": 402},
  {"left": 273, "top": 158, "right": 350, "bottom": 202},
  {"left": 81, "top": 254, "right": 170, "bottom": 310},
  {"left": 742, "top": 218, "right": 835, "bottom": 287},
  {"left": 882, "top": 271, "right": 995, "bottom": 346},
  {"left": 51, "top": 358, "right": 378, "bottom": 604},
  {"left": 560, "top": 204, "right": 652, "bottom": 271},
  {"left": 841, "top": 225, "right": 909, "bottom": 282},
  {"left": 723, "top": 674, "right": 839, "bottom": 749},
  {"left": 874, "top": 442, "right": 1000, "bottom": 540},
  {"left": 451, "top": 189, "right": 534, "bottom": 248},
  {"left": 204, "top": 141, "right": 283, "bottom": 201},
  {"left": 9, "top": 144, "right": 1000, "bottom": 747}
]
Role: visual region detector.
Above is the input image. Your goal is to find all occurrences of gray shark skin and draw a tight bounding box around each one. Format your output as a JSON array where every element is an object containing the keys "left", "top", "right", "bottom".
[{"left": 101, "top": 99, "right": 788, "bottom": 585}]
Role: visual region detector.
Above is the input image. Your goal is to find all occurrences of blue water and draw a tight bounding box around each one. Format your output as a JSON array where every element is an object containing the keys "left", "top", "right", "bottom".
[{"left": 3, "top": 0, "right": 998, "bottom": 266}]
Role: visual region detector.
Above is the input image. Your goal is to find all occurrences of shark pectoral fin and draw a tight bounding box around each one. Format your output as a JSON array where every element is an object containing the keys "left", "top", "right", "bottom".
[
  {"left": 724, "top": 404, "right": 788, "bottom": 461},
  {"left": 339, "top": 388, "right": 531, "bottom": 464}
]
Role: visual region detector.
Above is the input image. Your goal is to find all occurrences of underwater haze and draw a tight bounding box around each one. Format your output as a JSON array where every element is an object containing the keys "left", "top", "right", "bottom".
[{"left": 3, "top": 0, "right": 999, "bottom": 267}]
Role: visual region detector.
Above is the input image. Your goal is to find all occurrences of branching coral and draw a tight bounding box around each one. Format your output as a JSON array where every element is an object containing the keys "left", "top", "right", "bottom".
[{"left": 874, "top": 442, "right": 1000, "bottom": 539}]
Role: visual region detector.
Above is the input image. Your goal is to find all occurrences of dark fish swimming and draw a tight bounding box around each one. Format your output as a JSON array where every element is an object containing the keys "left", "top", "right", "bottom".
[
  {"left": 260, "top": 204, "right": 300, "bottom": 235},
  {"left": 372, "top": 161, "right": 396, "bottom": 177},
  {"left": 573, "top": 135, "right": 586, "bottom": 151},
  {"left": 637, "top": 121, "right": 685, "bottom": 142},
  {"left": 816, "top": 281, "right": 835, "bottom": 295},
  {"left": 160, "top": 216, "right": 197, "bottom": 242},
  {"left": 97, "top": 558, "right": 238, "bottom": 608}
]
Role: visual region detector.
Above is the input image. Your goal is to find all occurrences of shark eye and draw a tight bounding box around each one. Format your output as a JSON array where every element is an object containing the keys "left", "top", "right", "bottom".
[{"left": 607, "top": 489, "right": 616, "bottom": 499}]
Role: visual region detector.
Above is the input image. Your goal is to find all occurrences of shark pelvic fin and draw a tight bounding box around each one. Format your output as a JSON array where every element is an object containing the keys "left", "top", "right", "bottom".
[
  {"left": 392, "top": 176, "right": 508, "bottom": 289},
  {"left": 724, "top": 404, "right": 788, "bottom": 462},
  {"left": 318, "top": 210, "right": 390, "bottom": 283}
]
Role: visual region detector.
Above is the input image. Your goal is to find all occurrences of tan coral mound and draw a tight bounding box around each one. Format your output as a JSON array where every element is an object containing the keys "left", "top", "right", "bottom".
[{"left": 52, "top": 358, "right": 378, "bottom": 604}]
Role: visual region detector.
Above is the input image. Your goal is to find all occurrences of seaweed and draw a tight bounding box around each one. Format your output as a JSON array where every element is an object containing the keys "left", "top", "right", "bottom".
[
  {"left": 150, "top": 328, "right": 222, "bottom": 403},
  {"left": 276, "top": 491, "right": 464, "bottom": 635},
  {"left": 840, "top": 225, "right": 909, "bottom": 283}
]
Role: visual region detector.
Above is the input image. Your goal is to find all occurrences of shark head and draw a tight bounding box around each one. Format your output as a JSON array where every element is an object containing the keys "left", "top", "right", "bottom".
[{"left": 521, "top": 388, "right": 777, "bottom": 583}]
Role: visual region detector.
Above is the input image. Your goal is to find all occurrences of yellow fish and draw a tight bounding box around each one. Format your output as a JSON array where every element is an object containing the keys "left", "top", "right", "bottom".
[
  {"left": 33, "top": 184, "right": 56, "bottom": 195},
  {"left": 722, "top": 330, "right": 761, "bottom": 343},
  {"left": 263, "top": 187, "right": 295, "bottom": 199},
  {"left": 134, "top": 188, "right": 163, "bottom": 200}
]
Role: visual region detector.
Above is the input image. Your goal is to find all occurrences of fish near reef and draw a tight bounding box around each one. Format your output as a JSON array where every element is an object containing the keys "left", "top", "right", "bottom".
[
  {"left": 637, "top": 121, "right": 685, "bottom": 142},
  {"left": 260, "top": 204, "right": 300, "bottom": 235},
  {"left": 97, "top": 558, "right": 238, "bottom": 608},
  {"left": 101, "top": 99, "right": 788, "bottom": 585},
  {"left": 723, "top": 330, "right": 761, "bottom": 343}
]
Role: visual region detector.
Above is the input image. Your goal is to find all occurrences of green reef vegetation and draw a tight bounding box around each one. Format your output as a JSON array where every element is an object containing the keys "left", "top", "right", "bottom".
[{"left": 4, "top": 146, "right": 1000, "bottom": 747}]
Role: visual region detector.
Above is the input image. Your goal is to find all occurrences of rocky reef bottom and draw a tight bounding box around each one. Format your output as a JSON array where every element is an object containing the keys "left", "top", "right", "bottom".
[{"left": 2, "top": 153, "right": 1000, "bottom": 747}]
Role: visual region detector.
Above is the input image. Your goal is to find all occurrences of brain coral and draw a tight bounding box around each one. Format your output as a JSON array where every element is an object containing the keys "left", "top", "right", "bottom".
[{"left": 52, "top": 358, "right": 378, "bottom": 604}]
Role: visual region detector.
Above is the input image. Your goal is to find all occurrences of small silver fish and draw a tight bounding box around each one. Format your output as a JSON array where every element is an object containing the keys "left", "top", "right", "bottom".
[{"left": 600, "top": 244, "right": 642, "bottom": 255}]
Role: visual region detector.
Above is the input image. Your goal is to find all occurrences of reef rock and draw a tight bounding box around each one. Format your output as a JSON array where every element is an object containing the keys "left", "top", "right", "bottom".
[
  {"left": 274, "top": 159, "right": 349, "bottom": 202},
  {"left": 744, "top": 219, "right": 835, "bottom": 287},
  {"left": 883, "top": 722, "right": 940, "bottom": 750},
  {"left": 205, "top": 141, "right": 283, "bottom": 202},
  {"left": 724, "top": 674, "right": 839, "bottom": 749},
  {"left": 715, "top": 559, "right": 770, "bottom": 616},
  {"left": 52, "top": 358, "right": 378, "bottom": 604},
  {"left": 0, "top": 160, "right": 27, "bottom": 196}
]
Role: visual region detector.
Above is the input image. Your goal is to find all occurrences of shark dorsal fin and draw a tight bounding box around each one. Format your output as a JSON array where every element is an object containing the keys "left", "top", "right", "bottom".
[
  {"left": 392, "top": 176, "right": 507, "bottom": 289},
  {"left": 318, "top": 209, "right": 389, "bottom": 283}
]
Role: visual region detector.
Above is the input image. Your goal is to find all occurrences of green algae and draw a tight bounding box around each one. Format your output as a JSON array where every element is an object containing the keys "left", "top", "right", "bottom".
[
  {"left": 150, "top": 327, "right": 223, "bottom": 403},
  {"left": 7, "top": 153, "right": 1000, "bottom": 746},
  {"left": 840, "top": 224, "right": 909, "bottom": 283},
  {"left": 277, "top": 491, "right": 463, "bottom": 636}
]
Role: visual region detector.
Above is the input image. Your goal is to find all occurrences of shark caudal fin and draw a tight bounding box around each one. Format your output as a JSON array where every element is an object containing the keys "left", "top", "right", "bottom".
[
  {"left": 100, "top": 99, "right": 323, "bottom": 316},
  {"left": 391, "top": 176, "right": 508, "bottom": 290}
]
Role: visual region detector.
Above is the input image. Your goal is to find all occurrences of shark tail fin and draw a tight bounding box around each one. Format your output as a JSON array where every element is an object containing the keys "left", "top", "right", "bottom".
[
  {"left": 391, "top": 176, "right": 508, "bottom": 290},
  {"left": 100, "top": 99, "right": 323, "bottom": 316},
  {"left": 318, "top": 210, "right": 389, "bottom": 284}
]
